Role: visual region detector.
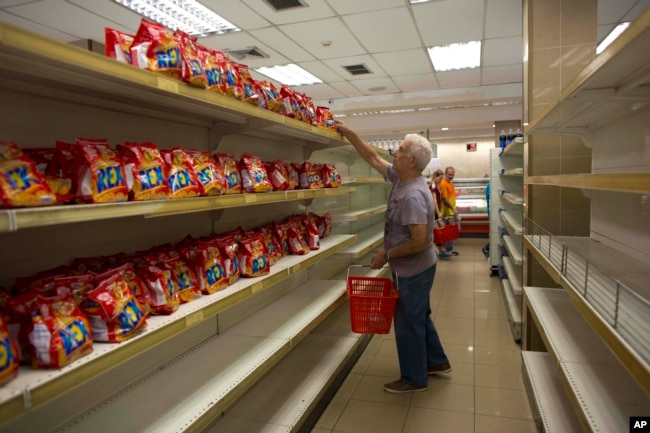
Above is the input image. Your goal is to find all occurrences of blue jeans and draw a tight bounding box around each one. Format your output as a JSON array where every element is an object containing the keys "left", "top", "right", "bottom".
[{"left": 393, "top": 264, "right": 448, "bottom": 387}]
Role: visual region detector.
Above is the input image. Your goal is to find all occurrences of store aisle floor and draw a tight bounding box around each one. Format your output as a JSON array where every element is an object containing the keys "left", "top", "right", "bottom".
[{"left": 310, "top": 238, "right": 537, "bottom": 433}]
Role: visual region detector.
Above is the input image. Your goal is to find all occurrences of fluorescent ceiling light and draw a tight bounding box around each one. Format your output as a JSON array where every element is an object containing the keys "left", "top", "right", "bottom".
[
  {"left": 428, "top": 41, "right": 481, "bottom": 71},
  {"left": 596, "top": 22, "right": 631, "bottom": 54},
  {"left": 254, "top": 64, "right": 323, "bottom": 86},
  {"left": 409, "top": 0, "right": 433, "bottom": 3},
  {"left": 441, "top": 127, "right": 449, "bottom": 131},
  {"left": 113, "top": 0, "right": 240, "bottom": 36}
]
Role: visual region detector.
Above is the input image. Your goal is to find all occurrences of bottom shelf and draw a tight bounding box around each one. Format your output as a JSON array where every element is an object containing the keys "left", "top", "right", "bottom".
[
  {"left": 500, "top": 278, "right": 522, "bottom": 341},
  {"left": 522, "top": 351, "right": 583, "bottom": 433}
]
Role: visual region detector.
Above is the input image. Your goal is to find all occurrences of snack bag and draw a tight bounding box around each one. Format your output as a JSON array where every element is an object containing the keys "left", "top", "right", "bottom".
[
  {"left": 0, "top": 141, "right": 56, "bottom": 208},
  {"left": 280, "top": 85, "right": 301, "bottom": 120},
  {"left": 81, "top": 273, "right": 148, "bottom": 343},
  {"left": 20, "top": 148, "right": 72, "bottom": 204},
  {"left": 319, "top": 212, "right": 332, "bottom": 238},
  {"left": 71, "top": 255, "right": 108, "bottom": 274},
  {"left": 298, "top": 161, "right": 324, "bottom": 189},
  {"left": 273, "top": 222, "right": 290, "bottom": 257},
  {"left": 52, "top": 274, "right": 94, "bottom": 306},
  {"left": 118, "top": 142, "right": 169, "bottom": 201},
  {"left": 238, "top": 235, "right": 270, "bottom": 277},
  {"left": 263, "top": 160, "right": 290, "bottom": 191},
  {"left": 287, "top": 162, "right": 300, "bottom": 190},
  {"left": 176, "top": 30, "right": 207, "bottom": 88},
  {"left": 185, "top": 150, "right": 226, "bottom": 196},
  {"left": 302, "top": 214, "right": 320, "bottom": 250},
  {"left": 294, "top": 92, "right": 311, "bottom": 124},
  {"left": 234, "top": 63, "right": 259, "bottom": 106},
  {"left": 259, "top": 227, "right": 283, "bottom": 265},
  {"left": 193, "top": 240, "right": 229, "bottom": 294},
  {"left": 215, "top": 235, "right": 240, "bottom": 285},
  {"left": 203, "top": 48, "right": 228, "bottom": 95},
  {"left": 214, "top": 152, "right": 242, "bottom": 194},
  {"left": 104, "top": 27, "right": 134, "bottom": 64},
  {"left": 165, "top": 254, "right": 201, "bottom": 303},
  {"left": 316, "top": 106, "right": 336, "bottom": 131},
  {"left": 321, "top": 163, "right": 341, "bottom": 188},
  {"left": 287, "top": 224, "right": 310, "bottom": 255},
  {"left": 222, "top": 56, "right": 243, "bottom": 100},
  {"left": 255, "top": 81, "right": 283, "bottom": 113},
  {"left": 161, "top": 148, "right": 203, "bottom": 199},
  {"left": 5, "top": 290, "right": 37, "bottom": 365},
  {"left": 95, "top": 264, "right": 149, "bottom": 313},
  {"left": 130, "top": 19, "right": 181, "bottom": 79},
  {"left": 73, "top": 138, "right": 129, "bottom": 204},
  {"left": 0, "top": 315, "right": 19, "bottom": 385},
  {"left": 304, "top": 95, "right": 318, "bottom": 126},
  {"left": 28, "top": 290, "right": 93, "bottom": 368},
  {"left": 239, "top": 153, "right": 272, "bottom": 193},
  {"left": 137, "top": 258, "right": 180, "bottom": 315}
]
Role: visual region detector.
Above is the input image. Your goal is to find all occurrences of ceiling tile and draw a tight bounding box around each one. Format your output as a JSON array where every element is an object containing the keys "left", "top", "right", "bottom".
[
  {"left": 483, "top": 36, "right": 524, "bottom": 67},
  {"left": 321, "top": 55, "right": 387, "bottom": 81},
  {"left": 414, "top": 0, "right": 484, "bottom": 46},
  {"left": 349, "top": 77, "right": 400, "bottom": 95},
  {"left": 341, "top": 8, "right": 421, "bottom": 52},
  {"left": 202, "top": 0, "right": 271, "bottom": 30},
  {"left": 392, "top": 74, "right": 440, "bottom": 93},
  {"left": 297, "top": 60, "right": 347, "bottom": 82},
  {"left": 326, "top": 0, "right": 404, "bottom": 15},
  {"left": 597, "top": 0, "right": 639, "bottom": 25},
  {"left": 201, "top": 32, "right": 291, "bottom": 67},
  {"left": 248, "top": 27, "right": 316, "bottom": 63},
  {"left": 279, "top": 17, "right": 366, "bottom": 60},
  {"left": 0, "top": 10, "right": 74, "bottom": 41},
  {"left": 69, "top": 0, "right": 141, "bottom": 32},
  {"left": 240, "top": 0, "right": 336, "bottom": 25},
  {"left": 481, "top": 64, "right": 522, "bottom": 85},
  {"left": 327, "top": 81, "right": 364, "bottom": 98},
  {"left": 436, "top": 69, "right": 481, "bottom": 88},
  {"left": 373, "top": 49, "right": 432, "bottom": 76},
  {"left": 291, "top": 83, "right": 345, "bottom": 100},
  {"left": 485, "top": 0, "right": 523, "bottom": 39}
]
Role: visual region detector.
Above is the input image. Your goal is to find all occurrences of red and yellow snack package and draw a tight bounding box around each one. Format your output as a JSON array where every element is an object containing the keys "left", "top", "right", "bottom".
[
  {"left": 53, "top": 274, "right": 94, "bottom": 306},
  {"left": 319, "top": 212, "right": 332, "bottom": 238},
  {"left": 222, "top": 56, "right": 243, "bottom": 100},
  {"left": 71, "top": 255, "right": 108, "bottom": 275},
  {"left": 164, "top": 253, "right": 201, "bottom": 303},
  {"left": 304, "top": 95, "right": 318, "bottom": 126},
  {"left": 255, "top": 81, "right": 283, "bottom": 113},
  {"left": 95, "top": 264, "right": 149, "bottom": 313},
  {"left": 185, "top": 150, "right": 226, "bottom": 196},
  {"left": 118, "top": 142, "right": 169, "bottom": 201},
  {"left": 137, "top": 258, "right": 180, "bottom": 315},
  {"left": 0, "top": 141, "right": 56, "bottom": 208},
  {"left": 321, "top": 163, "right": 341, "bottom": 188},
  {"left": 263, "top": 160, "right": 290, "bottom": 191},
  {"left": 73, "top": 138, "right": 129, "bottom": 204},
  {"left": 0, "top": 315, "right": 19, "bottom": 385},
  {"left": 287, "top": 224, "right": 310, "bottom": 255},
  {"left": 193, "top": 240, "right": 229, "bottom": 294},
  {"left": 162, "top": 148, "right": 203, "bottom": 199},
  {"left": 104, "top": 27, "right": 134, "bottom": 64},
  {"left": 81, "top": 273, "right": 148, "bottom": 342},
  {"left": 302, "top": 214, "right": 320, "bottom": 250},
  {"left": 280, "top": 85, "right": 301, "bottom": 120},
  {"left": 273, "top": 222, "right": 290, "bottom": 257},
  {"left": 176, "top": 30, "right": 207, "bottom": 88},
  {"left": 286, "top": 162, "right": 300, "bottom": 190},
  {"left": 299, "top": 161, "right": 324, "bottom": 189},
  {"left": 215, "top": 235, "right": 240, "bottom": 285},
  {"left": 294, "top": 92, "right": 311, "bottom": 124},
  {"left": 130, "top": 18, "right": 181, "bottom": 79},
  {"left": 259, "top": 227, "right": 283, "bottom": 265},
  {"left": 235, "top": 63, "right": 259, "bottom": 106},
  {"left": 238, "top": 235, "right": 270, "bottom": 277},
  {"left": 214, "top": 152, "right": 242, "bottom": 194},
  {"left": 316, "top": 106, "right": 337, "bottom": 131},
  {"left": 203, "top": 48, "right": 228, "bottom": 95},
  {"left": 28, "top": 290, "right": 93, "bottom": 368},
  {"left": 239, "top": 153, "right": 272, "bottom": 193}
]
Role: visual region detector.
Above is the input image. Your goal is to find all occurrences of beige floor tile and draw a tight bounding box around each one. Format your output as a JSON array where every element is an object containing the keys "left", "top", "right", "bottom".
[
  {"left": 332, "top": 400, "right": 409, "bottom": 433},
  {"left": 475, "top": 318, "right": 511, "bottom": 333},
  {"left": 475, "top": 363, "right": 526, "bottom": 390},
  {"left": 335, "top": 373, "right": 363, "bottom": 399},
  {"left": 434, "top": 316, "right": 475, "bottom": 331},
  {"left": 402, "top": 406, "right": 474, "bottom": 433},
  {"left": 350, "top": 374, "right": 412, "bottom": 406},
  {"left": 411, "top": 381, "right": 475, "bottom": 413},
  {"left": 363, "top": 355, "right": 399, "bottom": 378},
  {"left": 429, "top": 361, "right": 474, "bottom": 386},
  {"left": 438, "top": 328, "right": 474, "bottom": 347},
  {"left": 314, "top": 396, "right": 348, "bottom": 430},
  {"left": 442, "top": 342, "right": 475, "bottom": 364},
  {"left": 474, "top": 345, "right": 522, "bottom": 367},
  {"left": 374, "top": 338, "right": 397, "bottom": 357},
  {"left": 435, "top": 305, "right": 476, "bottom": 319},
  {"left": 475, "top": 328, "right": 519, "bottom": 349},
  {"left": 309, "top": 428, "right": 331, "bottom": 433},
  {"left": 474, "top": 307, "right": 508, "bottom": 320},
  {"left": 474, "top": 415, "right": 539, "bottom": 433},
  {"left": 475, "top": 386, "right": 534, "bottom": 420},
  {"left": 350, "top": 352, "right": 372, "bottom": 374}
]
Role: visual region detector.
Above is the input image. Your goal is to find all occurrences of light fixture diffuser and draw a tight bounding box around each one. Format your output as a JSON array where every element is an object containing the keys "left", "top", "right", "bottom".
[
  {"left": 596, "top": 22, "right": 630, "bottom": 54},
  {"left": 113, "top": 0, "right": 240, "bottom": 36},
  {"left": 254, "top": 64, "right": 323, "bottom": 86},
  {"left": 428, "top": 41, "right": 481, "bottom": 71}
]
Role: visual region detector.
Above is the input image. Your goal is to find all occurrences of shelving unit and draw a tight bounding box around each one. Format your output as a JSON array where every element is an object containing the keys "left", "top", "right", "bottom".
[
  {"left": 522, "top": 7, "right": 650, "bottom": 430},
  {"left": 0, "top": 21, "right": 393, "bottom": 433},
  {"left": 454, "top": 177, "right": 489, "bottom": 235},
  {"left": 489, "top": 138, "right": 524, "bottom": 341}
]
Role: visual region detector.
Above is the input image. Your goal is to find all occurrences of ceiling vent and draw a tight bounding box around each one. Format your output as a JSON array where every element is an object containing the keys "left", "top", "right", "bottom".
[
  {"left": 224, "top": 47, "right": 270, "bottom": 60},
  {"left": 343, "top": 64, "right": 372, "bottom": 76},
  {"left": 264, "top": 0, "right": 309, "bottom": 11}
]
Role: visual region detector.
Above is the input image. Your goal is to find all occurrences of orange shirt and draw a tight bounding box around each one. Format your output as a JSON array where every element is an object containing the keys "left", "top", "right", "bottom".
[{"left": 439, "top": 178, "right": 456, "bottom": 216}]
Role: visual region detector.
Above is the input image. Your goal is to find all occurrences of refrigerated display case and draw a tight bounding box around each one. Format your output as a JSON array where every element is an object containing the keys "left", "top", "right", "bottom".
[{"left": 454, "top": 177, "right": 489, "bottom": 235}]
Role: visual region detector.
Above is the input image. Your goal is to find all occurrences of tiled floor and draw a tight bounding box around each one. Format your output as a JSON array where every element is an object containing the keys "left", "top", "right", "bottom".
[{"left": 310, "top": 238, "right": 538, "bottom": 433}]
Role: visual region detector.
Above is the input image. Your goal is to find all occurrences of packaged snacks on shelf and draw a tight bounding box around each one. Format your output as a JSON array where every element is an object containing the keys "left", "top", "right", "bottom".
[
  {"left": 0, "top": 316, "right": 19, "bottom": 385},
  {"left": 137, "top": 258, "right": 180, "bottom": 315},
  {"left": 255, "top": 81, "right": 283, "bottom": 113},
  {"left": 94, "top": 264, "right": 149, "bottom": 313},
  {"left": 316, "top": 106, "right": 336, "bottom": 131},
  {"left": 287, "top": 162, "right": 300, "bottom": 190},
  {"left": 302, "top": 214, "right": 320, "bottom": 250},
  {"left": 185, "top": 150, "right": 226, "bottom": 196},
  {"left": 28, "top": 290, "right": 93, "bottom": 369},
  {"left": 238, "top": 234, "right": 270, "bottom": 277},
  {"left": 0, "top": 141, "right": 56, "bottom": 208},
  {"left": 321, "top": 163, "right": 341, "bottom": 188},
  {"left": 104, "top": 27, "right": 134, "bottom": 64},
  {"left": 81, "top": 273, "right": 148, "bottom": 343},
  {"left": 53, "top": 274, "right": 94, "bottom": 306},
  {"left": 214, "top": 152, "right": 242, "bottom": 194},
  {"left": 203, "top": 48, "right": 228, "bottom": 95},
  {"left": 177, "top": 30, "right": 207, "bottom": 88},
  {"left": 71, "top": 255, "right": 109, "bottom": 275},
  {"left": 215, "top": 235, "right": 240, "bottom": 285},
  {"left": 287, "top": 224, "right": 310, "bottom": 255},
  {"left": 222, "top": 56, "right": 243, "bottom": 100},
  {"left": 239, "top": 153, "right": 272, "bottom": 193},
  {"left": 273, "top": 222, "right": 289, "bottom": 257},
  {"left": 298, "top": 161, "right": 324, "bottom": 189},
  {"left": 319, "top": 212, "right": 332, "bottom": 238},
  {"left": 118, "top": 142, "right": 170, "bottom": 201},
  {"left": 192, "top": 240, "right": 229, "bottom": 294},
  {"left": 5, "top": 290, "right": 36, "bottom": 365},
  {"left": 259, "top": 227, "right": 283, "bottom": 266},
  {"left": 280, "top": 85, "right": 301, "bottom": 120},
  {"left": 130, "top": 19, "right": 181, "bottom": 79},
  {"left": 73, "top": 138, "right": 129, "bottom": 204},
  {"left": 235, "top": 63, "right": 259, "bottom": 106},
  {"left": 263, "top": 160, "right": 290, "bottom": 191},
  {"left": 161, "top": 148, "right": 203, "bottom": 199},
  {"left": 164, "top": 254, "right": 201, "bottom": 303}
]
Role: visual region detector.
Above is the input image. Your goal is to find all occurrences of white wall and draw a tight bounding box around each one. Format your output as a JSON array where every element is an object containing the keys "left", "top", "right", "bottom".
[{"left": 435, "top": 138, "right": 494, "bottom": 178}]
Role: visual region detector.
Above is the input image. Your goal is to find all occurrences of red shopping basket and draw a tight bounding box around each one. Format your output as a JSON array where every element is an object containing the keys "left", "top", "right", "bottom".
[
  {"left": 346, "top": 266, "right": 399, "bottom": 334},
  {"left": 434, "top": 223, "right": 459, "bottom": 244}
]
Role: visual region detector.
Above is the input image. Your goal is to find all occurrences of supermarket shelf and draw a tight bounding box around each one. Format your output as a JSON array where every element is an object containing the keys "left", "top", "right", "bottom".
[
  {"left": 0, "top": 22, "right": 347, "bottom": 149},
  {"left": 341, "top": 176, "right": 387, "bottom": 185},
  {"left": 331, "top": 204, "right": 386, "bottom": 224},
  {"left": 500, "top": 278, "right": 522, "bottom": 341},
  {"left": 525, "top": 8, "right": 650, "bottom": 137},
  {"left": 502, "top": 235, "right": 523, "bottom": 265},
  {"left": 0, "top": 187, "right": 355, "bottom": 233},
  {"left": 525, "top": 173, "right": 650, "bottom": 194},
  {"left": 523, "top": 286, "right": 650, "bottom": 433},
  {"left": 500, "top": 190, "right": 523, "bottom": 205},
  {"left": 502, "top": 256, "right": 522, "bottom": 296},
  {"left": 337, "top": 223, "right": 384, "bottom": 259},
  {"left": 53, "top": 280, "right": 348, "bottom": 433},
  {"left": 521, "top": 351, "right": 584, "bottom": 433},
  {"left": 0, "top": 235, "right": 355, "bottom": 426},
  {"left": 499, "top": 209, "right": 523, "bottom": 235},
  {"left": 500, "top": 137, "right": 524, "bottom": 156},
  {"left": 500, "top": 167, "right": 524, "bottom": 176}
]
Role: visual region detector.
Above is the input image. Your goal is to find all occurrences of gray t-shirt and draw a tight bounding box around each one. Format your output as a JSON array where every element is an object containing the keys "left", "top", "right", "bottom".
[{"left": 385, "top": 165, "right": 436, "bottom": 277}]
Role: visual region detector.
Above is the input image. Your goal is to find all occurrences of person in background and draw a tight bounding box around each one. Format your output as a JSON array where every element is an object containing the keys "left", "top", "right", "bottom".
[
  {"left": 335, "top": 119, "right": 451, "bottom": 394},
  {"left": 429, "top": 169, "right": 451, "bottom": 258},
  {"left": 439, "top": 166, "right": 459, "bottom": 255}
]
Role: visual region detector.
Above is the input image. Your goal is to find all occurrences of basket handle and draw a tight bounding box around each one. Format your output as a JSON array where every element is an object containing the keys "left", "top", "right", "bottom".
[{"left": 346, "top": 265, "right": 397, "bottom": 285}]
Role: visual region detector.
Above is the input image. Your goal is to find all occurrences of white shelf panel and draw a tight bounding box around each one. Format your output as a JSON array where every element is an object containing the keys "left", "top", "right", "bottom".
[
  {"left": 500, "top": 137, "right": 524, "bottom": 156},
  {"left": 54, "top": 281, "right": 347, "bottom": 433},
  {"left": 499, "top": 209, "right": 523, "bottom": 235},
  {"left": 341, "top": 176, "right": 387, "bottom": 185},
  {"left": 524, "top": 286, "right": 650, "bottom": 433},
  {"left": 500, "top": 278, "right": 522, "bottom": 341},
  {"left": 502, "top": 235, "right": 523, "bottom": 265},
  {"left": 337, "top": 223, "right": 384, "bottom": 259},
  {"left": 502, "top": 256, "right": 522, "bottom": 296},
  {"left": 521, "top": 351, "right": 584, "bottom": 433},
  {"left": 500, "top": 167, "right": 524, "bottom": 176},
  {"left": 331, "top": 204, "right": 386, "bottom": 224},
  {"left": 500, "top": 190, "right": 523, "bottom": 205}
]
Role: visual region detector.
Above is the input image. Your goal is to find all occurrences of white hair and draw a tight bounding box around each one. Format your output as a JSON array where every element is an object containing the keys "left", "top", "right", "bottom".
[{"left": 404, "top": 133, "right": 433, "bottom": 171}]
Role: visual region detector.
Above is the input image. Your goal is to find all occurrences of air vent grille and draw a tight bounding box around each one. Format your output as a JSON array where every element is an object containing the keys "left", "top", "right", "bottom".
[
  {"left": 343, "top": 64, "right": 372, "bottom": 75},
  {"left": 224, "top": 47, "right": 269, "bottom": 60},
  {"left": 264, "top": 0, "right": 308, "bottom": 11}
]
